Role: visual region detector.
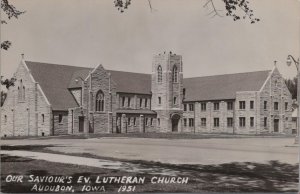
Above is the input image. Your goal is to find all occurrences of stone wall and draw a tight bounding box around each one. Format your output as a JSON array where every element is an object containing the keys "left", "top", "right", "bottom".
[
  {"left": 53, "top": 111, "right": 68, "bottom": 135},
  {"left": 259, "top": 68, "right": 293, "bottom": 134},
  {"left": 1, "top": 61, "right": 51, "bottom": 137}
]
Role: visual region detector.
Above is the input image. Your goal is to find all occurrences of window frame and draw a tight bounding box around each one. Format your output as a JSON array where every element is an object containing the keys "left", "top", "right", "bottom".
[
  {"left": 213, "top": 102, "right": 219, "bottom": 111},
  {"left": 239, "top": 101, "right": 246, "bottom": 110},
  {"left": 239, "top": 117, "right": 246, "bottom": 127},
  {"left": 157, "top": 65, "right": 162, "bottom": 83}
]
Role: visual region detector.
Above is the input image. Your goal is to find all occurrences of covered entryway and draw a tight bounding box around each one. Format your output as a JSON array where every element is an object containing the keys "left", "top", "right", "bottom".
[
  {"left": 79, "top": 116, "right": 84, "bottom": 132},
  {"left": 171, "top": 114, "right": 180, "bottom": 132},
  {"left": 274, "top": 119, "right": 279, "bottom": 132}
]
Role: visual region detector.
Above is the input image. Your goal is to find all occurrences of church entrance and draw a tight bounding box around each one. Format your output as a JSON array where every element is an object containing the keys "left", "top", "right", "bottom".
[
  {"left": 171, "top": 114, "right": 180, "bottom": 132},
  {"left": 79, "top": 116, "right": 84, "bottom": 132},
  {"left": 274, "top": 119, "right": 279, "bottom": 132}
]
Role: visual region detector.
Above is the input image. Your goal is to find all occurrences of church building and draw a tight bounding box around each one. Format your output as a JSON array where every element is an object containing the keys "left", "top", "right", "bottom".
[{"left": 0, "top": 52, "right": 293, "bottom": 137}]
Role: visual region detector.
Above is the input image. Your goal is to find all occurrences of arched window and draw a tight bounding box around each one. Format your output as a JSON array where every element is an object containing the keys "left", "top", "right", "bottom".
[
  {"left": 157, "top": 65, "right": 162, "bottom": 83},
  {"left": 95, "top": 90, "right": 104, "bottom": 112},
  {"left": 172, "top": 65, "right": 178, "bottom": 83}
]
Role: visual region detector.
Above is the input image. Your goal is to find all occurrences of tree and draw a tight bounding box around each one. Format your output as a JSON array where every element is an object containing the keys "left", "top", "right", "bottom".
[
  {"left": 1, "top": 0, "right": 25, "bottom": 50},
  {"left": 285, "top": 77, "right": 297, "bottom": 100},
  {"left": 114, "top": 0, "right": 260, "bottom": 23},
  {"left": 0, "top": 76, "right": 16, "bottom": 107}
]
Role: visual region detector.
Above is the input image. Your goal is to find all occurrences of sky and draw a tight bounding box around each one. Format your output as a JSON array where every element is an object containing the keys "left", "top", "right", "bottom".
[{"left": 1, "top": 0, "right": 299, "bottom": 79}]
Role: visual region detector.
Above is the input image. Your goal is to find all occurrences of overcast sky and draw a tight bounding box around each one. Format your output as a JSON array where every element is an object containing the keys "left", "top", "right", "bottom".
[{"left": 1, "top": 0, "right": 299, "bottom": 79}]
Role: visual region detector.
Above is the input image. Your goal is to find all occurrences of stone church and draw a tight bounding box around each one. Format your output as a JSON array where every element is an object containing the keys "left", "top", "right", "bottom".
[{"left": 1, "top": 52, "right": 293, "bottom": 137}]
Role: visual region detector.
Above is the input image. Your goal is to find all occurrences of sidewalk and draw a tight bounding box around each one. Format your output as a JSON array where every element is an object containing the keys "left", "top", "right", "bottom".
[{"left": 1, "top": 150, "right": 179, "bottom": 176}]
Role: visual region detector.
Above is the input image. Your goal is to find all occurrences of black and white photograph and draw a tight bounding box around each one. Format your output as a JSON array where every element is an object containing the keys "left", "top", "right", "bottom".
[{"left": 0, "top": 0, "right": 299, "bottom": 193}]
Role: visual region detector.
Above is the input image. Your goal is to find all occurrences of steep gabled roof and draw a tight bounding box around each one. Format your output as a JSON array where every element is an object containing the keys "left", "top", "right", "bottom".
[
  {"left": 26, "top": 61, "right": 91, "bottom": 110},
  {"left": 25, "top": 61, "right": 152, "bottom": 110},
  {"left": 183, "top": 70, "right": 271, "bottom": 102}
]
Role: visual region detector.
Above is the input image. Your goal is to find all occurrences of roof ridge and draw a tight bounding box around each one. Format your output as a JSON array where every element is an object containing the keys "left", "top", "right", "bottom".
[
  {"left": 108, "top": 69, "right": 150, "bottom": 75},
  {"left": 184, "top": 70, "right": 271, "bottom": 80},
  {"left": 25, "top": 61, "right": 93, "bottom": 70}
]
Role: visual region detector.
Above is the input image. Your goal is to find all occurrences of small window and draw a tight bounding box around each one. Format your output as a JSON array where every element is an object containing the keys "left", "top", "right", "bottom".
[
  {"left": 189, "top": 118, "right": 194, "bottom": 127},
  {"left": 42, "top": 114, "right": 45, "bottom": 123},
  {"left": 133, "top": 117, "right": 137, "bottom": 126},
  {"left": 214, "top": 102, "right": 219, "bottom": 111},
  {"left": 214, "top": 118, "right": 219, "bottom": 127},
  {"left": 189, "top": 104, "right": 194, "bottom": 111},
  {"left": 250, "top": 117, "right": 254, "bottom": 127},
  {"left": 145, "top": 99, "right": 148, "bottom": 108},
  {"left": 227, "top": 102, "right": 233, "bottom": 110},
  {"left": 158, "top": 97, "right": 161, "bottom": 105},
  {"left": 58, "top": 114, "right": 63, "bottom": 123},
  {"left": 201, "top": 103, "right": 206, "bottom": 111},
  {"left": 239, "top": 117, "right": 246, "bottom": 127},
  {"left": 201, "top": 118, "right": 206, "bottom": 127},
  {"left": 173, "top": 97, "right": 177, "bottom": 105},
  {"left": 150, "top": 118, "right": 153, "bottom": 126},
  {"left": 227, "top": 117, "right": 233, "bottom": 127},
  {"left": 239, "top": 101, "right": 246, "bottom": 110},
  {"left": 264, "top": 101, "right": 267, "bottom": 110},
  {"left": 183, "top": 118, "right": 187, "bottom": 127},
  {"left": 274, "top": 102, "right": 279, "bottom": 110},
  {"left": 184, "top": 104, "right": 187, "bottom": 111},
  {"left": 285, "top": 102, "right": 288, "bottom": 111},
  {"left": 264, "top": 117, "right": 267, "bottom": 128},
  {"left": 250, "top": 101, "right": 254, "bottom": 109}
]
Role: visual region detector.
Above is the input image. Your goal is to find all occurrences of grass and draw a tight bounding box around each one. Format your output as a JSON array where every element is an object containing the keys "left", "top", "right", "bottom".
[
  {"left": 1, "top": 144, "right": 298, "bottom": 192},
  {"left": 1, "top": 132, "right": 295, "bottom": 140}
]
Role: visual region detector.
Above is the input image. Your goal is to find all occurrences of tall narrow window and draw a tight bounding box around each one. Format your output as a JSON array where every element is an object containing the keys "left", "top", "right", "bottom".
[
  {"left": 42, "top": 114, "right": 45, "bottom": 123},
  {"left": 239, "top": 117, "right": 246, "bottom": 127},
  {"left": 157, "top": 118, "right": 160, "bottom": 126},
  {"left": 227, "top": 118, "right": 233, "bottom": 127},
  {"left": 264, "top": 117, "right": 267, "bottom": 128},
  {"left": 214, "top": 102, "right": 219, "bottom": 110},
  {"left": 201, "top": 103, "right": 206, "bottom": 111},
  {"left": 157, "top": 65, "right": 162, "bottom": 83},
  {"left": 285, "top": 102, "right": 288, "bottom": 110},
  {"left": 128, "top": 97, "right": 131, "bottom": 107},
  {"left": 133, "top": 117, "right": 137, "bottom": 126},
  {"left": 59, "top": 114, "right": 63, "bottom": 123},
  {"left": 189, "top": 104, "right": 194, "bottom": 111},
  {"left": 122, "top": 96, "right": 125, "bottom": 107},
  {"left": 264, "top": 101, "right": 267, "bottom": 110},
  {"left": 201, "top": 118, "right": 206, "bottom": 127},
  {"left": 214, "top": 118, "right": 219, "bottom": 127},
  {"left": 274, "top": 102, "right": 279, "bottom": 110},
  {"left": 172, "top": 66, "right": 178, "bottom": 83},
  {"left": 239, "top": 101, "right": 246, "bottom": 109},
  {"left": 250, "top": 117, "right": 254, "bottom": 127},
  {"left": 250, "top": 101, "right": 254, "bottom": 109},
  {"left": 173, "top": 97, "right": 177, "bottom": 105},
  {"left": 158, "top": 97, "right": 161, "bottom": 105},
  {"left": 96, "top": 90, "right": 105, "bottom": 111},
  {"left": 183, "top": 118, "right": 187, "bottom": 127},
  {"left": 140, "top": 98, "right": 143, "bottom": 108},
  {"left": 227, "top": 102, "right": 233, "bottom": 110},
  {"left": 145, "top": 98, "right": 148, "bottom": 108}
]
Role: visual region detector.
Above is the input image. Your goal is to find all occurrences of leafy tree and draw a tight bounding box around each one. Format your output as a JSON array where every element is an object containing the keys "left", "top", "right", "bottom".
[
  {"left": 0, "top": 77, "right": 16, "bottom": 107},
  {"left": 114, "top": 0, "right": 260, "bottom": 23},
  {"left": 285, "top": 77, "right": 297, "bottom": 100},
  {"left": 1, "top": 0, "right": 25, "bottom": 50}
]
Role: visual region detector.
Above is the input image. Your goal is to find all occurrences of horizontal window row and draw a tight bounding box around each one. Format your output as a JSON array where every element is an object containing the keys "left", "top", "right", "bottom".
[
  {"left": 197, "top": 117, "right": 255, "bottom": 128},
  {"left": 120, "top": 96, "right": 150, "bottom": 108},
  {"left": 264, "top": 101, "right": 289, "bottom": 111}
]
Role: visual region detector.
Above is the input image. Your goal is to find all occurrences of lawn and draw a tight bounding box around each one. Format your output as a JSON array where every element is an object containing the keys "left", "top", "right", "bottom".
[{"left": 1, "top": 144, "right": 298, "bottom": 193}]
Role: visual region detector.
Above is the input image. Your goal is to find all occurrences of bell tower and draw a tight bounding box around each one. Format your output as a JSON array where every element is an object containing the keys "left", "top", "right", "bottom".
[{"left": 151, "top": 51, "right": 183, "bottom": 132}]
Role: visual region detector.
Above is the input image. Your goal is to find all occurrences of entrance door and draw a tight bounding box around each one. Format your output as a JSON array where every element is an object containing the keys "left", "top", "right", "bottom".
[
  {"left": 79, "top": 116, "right": 84, "bottom": 132},
  {"left": 171, "top": 114, "right": 180, "bottom": 132},
  {"left": 274, "top": 119, "right": 279, "bottom": 132}
]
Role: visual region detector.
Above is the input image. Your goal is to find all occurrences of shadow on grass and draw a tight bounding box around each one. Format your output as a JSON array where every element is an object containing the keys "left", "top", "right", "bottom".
[{"left": 1, "top": 144, "right": 57, "bottom": 151}]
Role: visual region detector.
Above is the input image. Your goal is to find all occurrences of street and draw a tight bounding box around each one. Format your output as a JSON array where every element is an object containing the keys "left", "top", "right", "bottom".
[{"left": 1, "top": 137, "right": 297, "bottom": 165}]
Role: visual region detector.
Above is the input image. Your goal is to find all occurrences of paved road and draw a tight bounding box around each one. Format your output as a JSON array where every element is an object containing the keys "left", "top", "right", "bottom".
[{"left": 1, "top": 137, "right": 298, "bottom": 164}]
